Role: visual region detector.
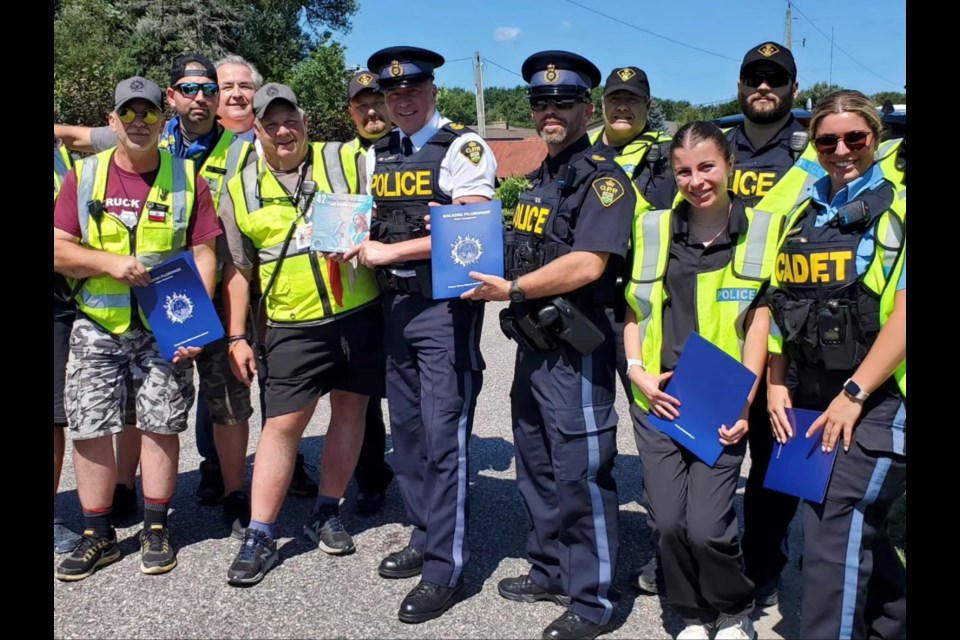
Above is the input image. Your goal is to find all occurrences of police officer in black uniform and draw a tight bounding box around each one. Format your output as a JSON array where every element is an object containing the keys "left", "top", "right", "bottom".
[
  {"left": 345, "top": 46, "right": 497, "bottom": 624},
  {"left": 464, "top": 51, "right": 636, "bottom": 640}
]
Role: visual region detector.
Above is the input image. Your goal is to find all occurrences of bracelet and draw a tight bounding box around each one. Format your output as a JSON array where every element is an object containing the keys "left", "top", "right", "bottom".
[
  {"left": 227, "top": 335, "right": 249, "bottom": 346},
  {"left": 626, "top": 358, "right": 645, "bottom": 374}
]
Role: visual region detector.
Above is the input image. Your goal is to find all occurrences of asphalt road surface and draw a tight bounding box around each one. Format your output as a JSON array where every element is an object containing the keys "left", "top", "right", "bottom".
[{"left": 54, "top": 301, "right": 804, "bottom": 639}]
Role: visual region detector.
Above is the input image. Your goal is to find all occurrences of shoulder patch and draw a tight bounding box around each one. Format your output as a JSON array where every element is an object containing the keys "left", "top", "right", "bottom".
[
  {"left": 459, "top": 140, "right": 484, "bottom": 166},
  {"left": 591, "top": 177, "right": 625, "bottom": 207},
  {"left": 449, "top": 123, "right": 465, "bottom": 130},
  {"left": 591, "top": 154, "right": 608, "bottom": 162}
]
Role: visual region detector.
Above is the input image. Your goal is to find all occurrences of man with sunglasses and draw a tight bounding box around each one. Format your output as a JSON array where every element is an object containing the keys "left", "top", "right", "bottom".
[
  {"left": 53, "top": 76, "right": 221, "bottom": 580},
  {"left": 463, "top": 50, "right": 636, "bottom": 640},
  {"left": 344, "top": 46, "right": 496, "bottom": 624}
]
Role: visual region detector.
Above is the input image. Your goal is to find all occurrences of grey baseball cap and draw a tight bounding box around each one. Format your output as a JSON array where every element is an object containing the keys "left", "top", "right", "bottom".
[
  {"left": 114, "top": 76, "right": 164, "bottom": 111},
  {"left": 253, "top": 83, "right": 299, "bottom": 119}
]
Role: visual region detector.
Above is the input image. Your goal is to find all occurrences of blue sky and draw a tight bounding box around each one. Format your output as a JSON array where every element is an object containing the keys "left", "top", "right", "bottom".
[{"left": 333, "top": 0, "right": 906, "bottom": 105}]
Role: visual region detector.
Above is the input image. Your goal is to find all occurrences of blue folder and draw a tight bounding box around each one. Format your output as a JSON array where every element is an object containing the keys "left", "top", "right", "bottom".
[
  {"left": 646, "top": 332, "right": 758, "bottom": 467},
  {"left": 763, "top": 408, "right": 839, "bottom": 504},
  {"left": 430, "top": 201, "right": 504, "bottom": 299},
  {"left": 133, "top": 252, "right": 224, "bottom": 361}
]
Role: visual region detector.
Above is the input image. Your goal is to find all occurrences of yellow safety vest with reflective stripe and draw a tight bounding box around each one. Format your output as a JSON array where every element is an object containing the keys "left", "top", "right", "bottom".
[
  {"left": 588, "top": 129, "right": 671, "bottom": 213},
  {"left": 74, "top": 148, "right": 197, "bottom": 334},
  {"left": 228, "top": 142, "right": 379, "bottom": 323},
  {"left": 342, "top": 137, "right": 367, "bottom": 192},
  {"left": 767, "top": 175, "right": 906, "bottom": 397},
  {"left": 54, "top": 144, "right": 73, "bottom": 200},
  {"left": 158, "top": 128, "right": 249, "bottom": 211},
  {"left": 879, "top": 241, "right": 906, "bottom": 397},
  {"left": 625, "top": 206, "right": 782, "bottom": 411}
]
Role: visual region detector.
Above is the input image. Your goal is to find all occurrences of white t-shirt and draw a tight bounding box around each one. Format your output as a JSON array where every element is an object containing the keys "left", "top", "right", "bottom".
[{"left": 364, "top": 109, "right": 497, "bottom": 202}]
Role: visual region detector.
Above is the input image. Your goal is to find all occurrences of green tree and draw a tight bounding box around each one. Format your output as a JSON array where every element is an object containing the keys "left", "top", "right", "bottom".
[
  {"left": 797, "top": 82, "right": 845, "bottom": 108},
  {"left": 436, "top": 87, "right": 477, "bottom": 125},
  {"left": 871, "top": 91, "right": 906, "bottom": 106},
  {"left": 647, "top": 99, "right": 666, "bottom": 131},
  {"left": 485, "top": 86, "right": 535, "bottom": 129},
  {"left": 287, "top": 38, "right": 355, "bottom": 141}
]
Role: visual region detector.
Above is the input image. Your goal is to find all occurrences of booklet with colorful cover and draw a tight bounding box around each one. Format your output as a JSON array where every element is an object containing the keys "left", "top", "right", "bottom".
[
  {"left": 430, "top": 201, "right": 504, "bottom": 299},
  {"left": 133, "top": 252, "right": 224, "bottom": 361},
  {"left": 309, "top": 192, "right": 374, "bottom": 253},
  {"left": 763, "top": 408, "right": 839, "bottom": 504},
  {"left": 646, "top": 331, "right": 758, "bottom": 467}
]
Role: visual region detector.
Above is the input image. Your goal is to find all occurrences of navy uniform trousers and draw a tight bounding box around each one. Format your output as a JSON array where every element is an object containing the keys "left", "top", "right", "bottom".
[
  {"left": 797, "top": 381, "right": 907, "bottom": 639},
  {"left": 382, "top": 292, "right": 484, "bottom": 588},
  {"left": 511, "top": 316, "right": 620, "bottom": 627}
]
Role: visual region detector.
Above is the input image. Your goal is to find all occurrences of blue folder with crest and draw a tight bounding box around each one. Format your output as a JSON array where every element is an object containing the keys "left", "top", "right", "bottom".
[
  {"left": 430, "top": 201, "right": 504, "bottom": 299},
  {"left": 646, "top": 332, "right": 758, "bottom": 467},
  {"left": 133, "top": 252, "right": 224, "bottom": 361},
  {"left": 763, "top": 408, "right": 839, "bottom": 504}
]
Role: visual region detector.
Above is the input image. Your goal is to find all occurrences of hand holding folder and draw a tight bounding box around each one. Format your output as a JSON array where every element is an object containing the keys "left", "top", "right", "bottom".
[{"left": 763, "top": 408, "right": 839, "bottom": 504}]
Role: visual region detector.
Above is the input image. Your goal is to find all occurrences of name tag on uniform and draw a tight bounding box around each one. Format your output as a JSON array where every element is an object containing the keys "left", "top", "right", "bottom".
[
  {"left": 147, "top": 202, "right": 169, "bottom": 223},
  {"left": 296, "top": 223, "right": 313, "bottom": 251}
]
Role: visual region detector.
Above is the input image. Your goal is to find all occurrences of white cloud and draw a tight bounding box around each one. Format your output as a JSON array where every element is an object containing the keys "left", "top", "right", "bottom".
[
  {"left": 494, "top": 26, "right": 521, "bottom": 42},
  {"left": 561, "top": 20, "right": 573, "bottom": 30}
]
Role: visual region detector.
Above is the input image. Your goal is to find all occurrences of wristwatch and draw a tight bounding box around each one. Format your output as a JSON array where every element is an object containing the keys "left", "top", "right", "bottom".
[
  {"left": 509, "top": 279, "right": 526, "bottom": 304},
  {"left": 842, "top": 378, "right": 869, "bottom": 403},
  {"left": 626, "top": 358, "right": 645, "bottom": 375}
]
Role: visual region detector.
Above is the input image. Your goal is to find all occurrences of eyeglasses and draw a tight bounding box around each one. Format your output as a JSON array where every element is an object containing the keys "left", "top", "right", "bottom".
[
  {"left": 813, "top": 131, "right": 872, "bottom": 154},
  {"left": 116, "top": 107, "right": 162, "bottom": 125},
  {"left": 742, "top": 70, "right": 791, "bottom": 89},
  {"left": 529, "top": 97, "right": 586, "bottom": 112},
  {"left": 175, "top": 82, "right": 220, "bottom": 98}
]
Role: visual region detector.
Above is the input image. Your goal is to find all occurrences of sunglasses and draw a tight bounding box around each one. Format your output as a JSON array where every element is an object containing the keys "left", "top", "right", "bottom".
[
  {"left": 175, "top": 82, "right": 220, "bottom": 98},
  {"left": 529, "top": 96, "right": 586, "bottom": 112},
  {"left": 813, "top": 131, "right": 872, "bottom": 154},
  {"left": 742, "top": 70, "right": 791, "bottom": 88},
  {"left": 116, "top": 107, "right": 162, "bottom": 125}
]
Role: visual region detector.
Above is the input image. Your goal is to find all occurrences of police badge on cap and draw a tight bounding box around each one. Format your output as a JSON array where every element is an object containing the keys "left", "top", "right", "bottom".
[
  {"left": 521, "top": 51, "right": 602, "bottom": 99},
  {"left": 367, "top": 46, "right": 445, "bottom": 91}
]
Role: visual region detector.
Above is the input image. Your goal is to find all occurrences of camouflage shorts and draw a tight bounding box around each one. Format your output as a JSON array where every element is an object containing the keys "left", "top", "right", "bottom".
[
  {"left": 194, "top": 336, "right": 253, "bottom": 425},
  {"left": 64, "top": 316, "right": 195, "bottom": 440}
]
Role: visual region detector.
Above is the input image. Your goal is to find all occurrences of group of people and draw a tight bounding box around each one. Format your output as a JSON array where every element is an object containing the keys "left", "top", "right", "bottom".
[{"left": 53, "top": 39, "right": 906, "bottom": 640}]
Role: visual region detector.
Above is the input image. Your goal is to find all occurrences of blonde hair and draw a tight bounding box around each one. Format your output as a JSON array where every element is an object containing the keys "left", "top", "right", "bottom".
[{"left": 809, "top": 90, "right": 884, "bottom": 149}]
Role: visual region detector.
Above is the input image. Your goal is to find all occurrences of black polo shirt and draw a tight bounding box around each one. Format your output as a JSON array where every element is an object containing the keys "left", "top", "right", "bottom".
[
  {"left": 726, "top": 115, "right": 806, "bottom": 207},
  {"left": 660, "top": 196, "right": 749, "bottom": 371}
]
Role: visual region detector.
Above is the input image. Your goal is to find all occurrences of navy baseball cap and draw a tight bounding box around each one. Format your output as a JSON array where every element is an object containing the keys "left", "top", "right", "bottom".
[
  {"left": 740, "top": 42, "right": 797, "bottom": 78},
  {"left": 114, "top": 76, "right": 164, "bottom": 111},
  {"left": 170, "top": 53, "right": 218, "bottom": 86},
  {"left": 367, "top": 46, "right": 444, "bottom": 91},
  {"left": 522, "top": 50, "right": 601, "bottom": 99}
]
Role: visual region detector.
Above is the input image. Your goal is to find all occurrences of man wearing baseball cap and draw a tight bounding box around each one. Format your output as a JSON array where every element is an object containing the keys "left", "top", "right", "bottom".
[
  {"left": 53, "top": 76, "right": 221, "bottom": 581},
  {"left": 220, "top": 82, "right": 385, "bottom": 587}
]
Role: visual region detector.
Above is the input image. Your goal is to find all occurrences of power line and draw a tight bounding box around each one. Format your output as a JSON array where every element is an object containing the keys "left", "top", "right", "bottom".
[
  {"left": 789, "top": 1, "right": 902, "bottom": 87},
  {"left": 481, "top": 56, "right": 524, "bottom": 79},
  {"left": 563, "top": 0, "right": 739, "bottom": 62}
]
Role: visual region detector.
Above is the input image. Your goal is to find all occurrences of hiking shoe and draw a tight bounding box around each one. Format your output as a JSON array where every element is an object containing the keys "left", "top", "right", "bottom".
[
  {"left": 112, "top": 484, "right": 139, "bottom": 526},
  {"left": 303, "top": 504, "right": 355, "bottom": 555},
  {"left": 227, "top": 528, "right": 278, "bottom": 587},
  {"left": 636, "top": 554, "right": 661, "bottom": 594},
  {"left": 139, "top": 524, "right": 177, "bottom": 575},
  {"left": 55, "top": 530, "right": 121, "bottom": 581},
  {"left": 287, "top": 453, "right": 318, "bottom": 498},
  {"left": 715, "top": 613, "right": 756, "bottom": 640},
  {"left": 223, "top": 491, "right": 251, "bottom": 540},
  {"left": 54, "top": 519, "right": 82, "bottom": 555},
  {"left": 196, "top": 458, "right": 225, "bottom": 506}
]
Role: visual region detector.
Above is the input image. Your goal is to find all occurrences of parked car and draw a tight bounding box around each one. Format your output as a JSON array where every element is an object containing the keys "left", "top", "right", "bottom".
[{"left": 711, "top": 108, "right": 905, "bottom": 140}]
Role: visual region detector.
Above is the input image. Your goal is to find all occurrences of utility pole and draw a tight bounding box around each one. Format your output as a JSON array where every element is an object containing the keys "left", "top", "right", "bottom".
[
  {"left": 785, "top": 1, "right": 792, "bottom": 50},
  {"left": 474, "top": 51, "right": 486, "bottom": 137}
]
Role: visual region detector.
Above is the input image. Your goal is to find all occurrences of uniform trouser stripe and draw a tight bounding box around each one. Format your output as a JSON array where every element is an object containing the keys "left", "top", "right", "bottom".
[
  {"left": 449, "top": 373, "right": 473, "bottom": 586},
  {"left": 891, "top": 401, "right": 906, "bottom": 455},
  {"left": 580, "top": 353, "right": 615, "bottom": 625},
  {"left": 839, "top": 456, "right": 892, "bottom": 640}
]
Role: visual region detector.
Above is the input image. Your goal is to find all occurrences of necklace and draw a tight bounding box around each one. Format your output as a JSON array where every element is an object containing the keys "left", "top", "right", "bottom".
[{"left": 689, "top": 204, "right": 732, "bottom": 247}]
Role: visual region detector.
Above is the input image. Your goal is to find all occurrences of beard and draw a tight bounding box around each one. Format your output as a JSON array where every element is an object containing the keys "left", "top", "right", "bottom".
[
  {"left": 540, "top": 125, "right": 571, "bottom": 145},
  {"left": 739, "top": 91, "right": 794, "bottom": 125},
  {"left": 363, "top": 116, "right": 388, "bottom": 137}
]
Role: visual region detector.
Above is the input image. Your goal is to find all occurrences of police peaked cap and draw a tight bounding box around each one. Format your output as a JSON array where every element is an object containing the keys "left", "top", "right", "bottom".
[
  {"left": 522, "top": 50, "right": 601, "bottom": 99},
  {"left": 367, "top": 46, "right": 445, "bottom": 91}
]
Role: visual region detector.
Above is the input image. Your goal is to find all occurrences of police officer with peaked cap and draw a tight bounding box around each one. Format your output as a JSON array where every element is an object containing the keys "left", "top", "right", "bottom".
[
  {"left": 464, "top": 50, "right": 636, "bottom": 640},
  {"left": 344, "top": 45, "right": 497, "bottom": 624}
]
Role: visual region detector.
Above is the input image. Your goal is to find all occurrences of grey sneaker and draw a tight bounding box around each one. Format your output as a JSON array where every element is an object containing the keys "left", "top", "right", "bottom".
[
  {"left": 55, "top": 530, "right": 121, "bottom": 581},
  {"left": 303, "top": 504, "right": 355, "bottom": 555},
  {"left": 227, "top": 529, "right": 278, "bottom": 586},
  {"left": 714, "top": 613, "right": 756, "bottom": 640},
  {"left": 139, "top": 525, "right": 177, "bottom": 575}
]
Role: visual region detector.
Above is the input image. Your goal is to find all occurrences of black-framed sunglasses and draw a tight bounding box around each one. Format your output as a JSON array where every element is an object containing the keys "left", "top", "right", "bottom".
[
  {"left": 116, "top": 107, "right": 162, "bottom": 125},
  {"left": 742, "top": 70, "right": 791, "bottom": 89},
  {"left": 529, "top": 96, "right": 587, "bottom": 112},
  {"left": 175, "top": 82, "right": 220, "bottom": 98},
  {"left": 813, "top": 131, "right": 872, "bottom": 154}
]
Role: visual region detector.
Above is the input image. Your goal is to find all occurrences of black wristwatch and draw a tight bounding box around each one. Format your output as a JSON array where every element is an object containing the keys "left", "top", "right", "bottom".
[
  {"left": 842, "top": 378, "right": 869, "bottom": 403},
  {"left": 509, "top": 279, "right": 526, "bottom": 303}
]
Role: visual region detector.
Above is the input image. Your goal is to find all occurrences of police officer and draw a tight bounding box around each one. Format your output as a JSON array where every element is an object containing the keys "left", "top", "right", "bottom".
[
  {"left": 766, "top": 90, "right": 906, "bottom": 640},
  {"left": 343, "top": 70, "right": 396, "bottom": 514},
  {"left": 464, "top": 51, "right": 635, "bottom": 640},
  {"left": 344, "top": 46, "right": 496, "bottom": 623}
]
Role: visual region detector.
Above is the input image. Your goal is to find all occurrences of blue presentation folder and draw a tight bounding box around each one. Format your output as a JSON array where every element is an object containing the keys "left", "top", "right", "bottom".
[
  {"left": 647, "top": 332, "right": 758, "bottom": 467},
  {"left": 133, "top": 252, "right": 224, "bottom": 361},
  {"left": 763, "top": 408, "right": 839, "bottom": 504},
  {"left": 430, "top": 201, "right": 504, "bottom": 299}
]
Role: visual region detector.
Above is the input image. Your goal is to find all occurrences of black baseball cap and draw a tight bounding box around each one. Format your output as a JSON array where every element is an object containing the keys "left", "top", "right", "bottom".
[
  {"left": 367, "top": 46, "right": 444, "bottom": 91},
  {"left": 522, "top": 50, "right": 601, "bottom": 99},
  {"left": 740, "top": 42, "right": 796, "bottom": 78},
  {"left": 348, "top": 70, "right": 381, "bottom": 100},
  {"left": 170, "top": 53, "right": 218, "bottom": 86},
  {"left": 603, "top": 67, "right": 650, "bottom": 99}
]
